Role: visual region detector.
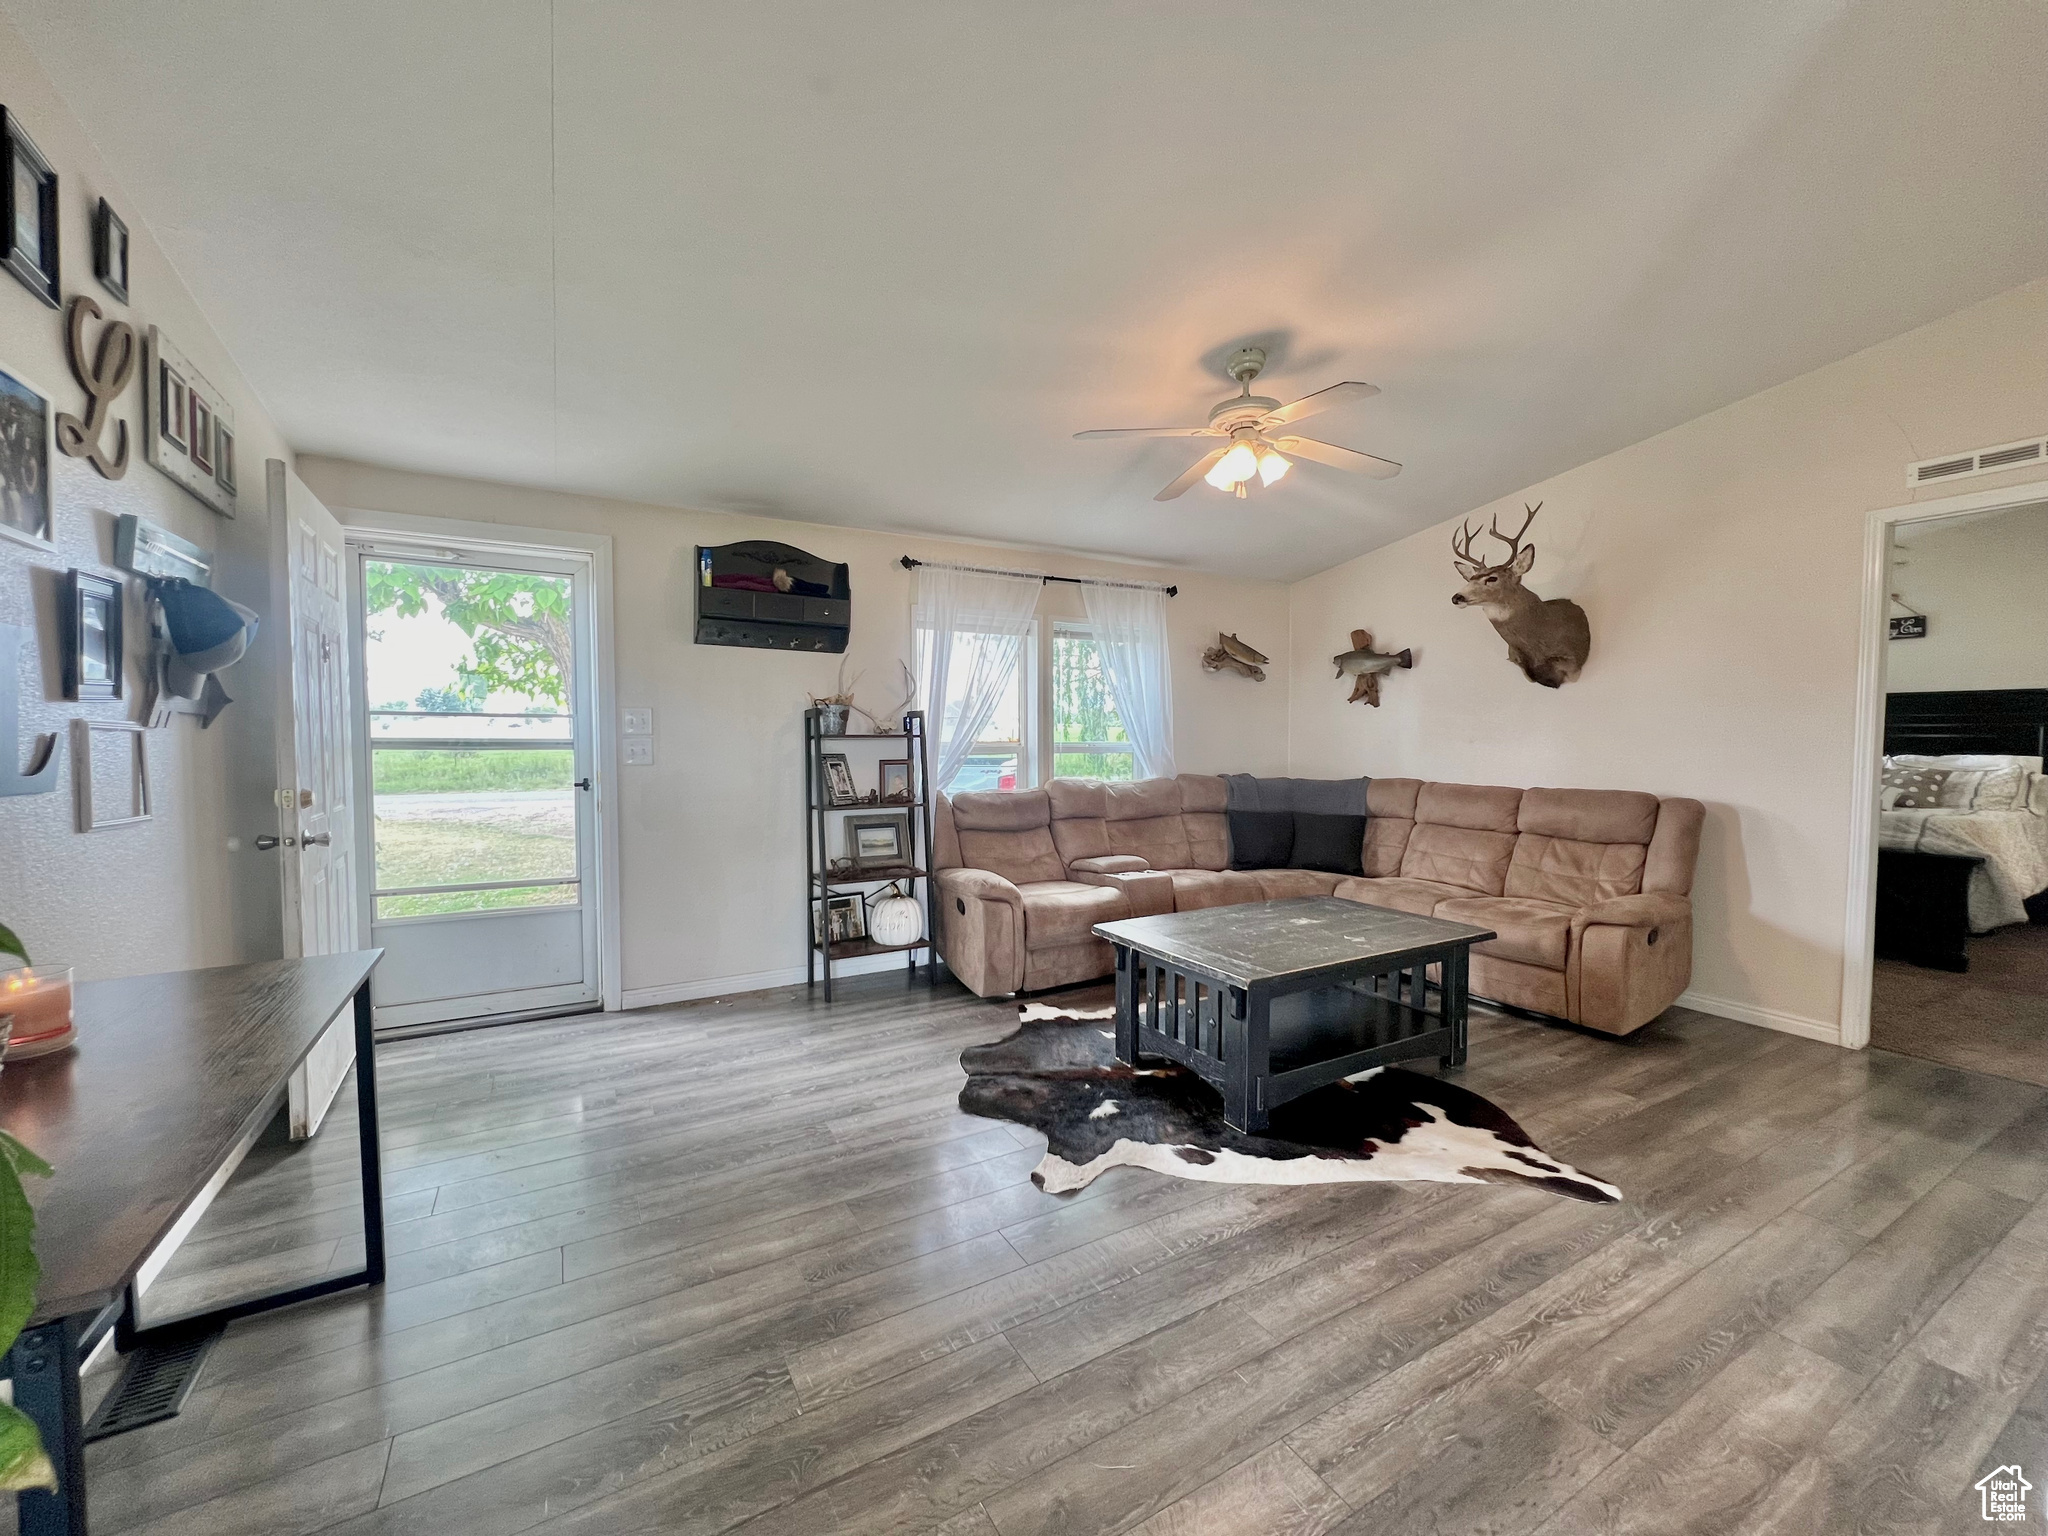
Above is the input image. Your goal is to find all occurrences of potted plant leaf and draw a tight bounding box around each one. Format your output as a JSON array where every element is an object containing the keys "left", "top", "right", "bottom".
[{"left": 0, "top": 921, "right": 57, "bottom": 1493}]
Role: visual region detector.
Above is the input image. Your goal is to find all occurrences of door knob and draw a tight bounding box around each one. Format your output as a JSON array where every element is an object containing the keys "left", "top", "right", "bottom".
[{"left": 302, "top": 832, "right": 332, "bottom": 847}]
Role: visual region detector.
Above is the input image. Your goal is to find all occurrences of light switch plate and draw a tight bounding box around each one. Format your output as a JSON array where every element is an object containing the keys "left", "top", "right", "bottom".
[
  {"left": 623, "top": 738, "right": 655, "bottom": 766},
  {"left": 622, "top": 707, "right": 654, "bottom": 735}
]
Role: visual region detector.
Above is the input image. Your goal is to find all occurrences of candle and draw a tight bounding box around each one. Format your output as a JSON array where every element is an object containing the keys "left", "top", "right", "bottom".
[{"left": 0, "top": 967, "right": 73, "bottom": 1043}]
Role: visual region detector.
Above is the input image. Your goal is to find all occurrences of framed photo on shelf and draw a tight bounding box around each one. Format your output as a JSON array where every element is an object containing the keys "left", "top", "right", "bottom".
[
  {"left": 814, "top": 892, "right": 867, "bottom": 946},
  {"left": 845, "top": 812, "right": 910, "bottom": 870},
  {"left": 63, "top": 570, "right": 123, "bottom": 700},
  {"left": 820, "top": 751, "right": 858, "bottom": 807},
  {"left": 878, "top": 758, "right": 913, "bottom": 803},
  {"left": 0, "top": 360, "right": 55, "bottom": 549},
  {"left": 2, "top": 108, "right": 59, "bottom": 309}
]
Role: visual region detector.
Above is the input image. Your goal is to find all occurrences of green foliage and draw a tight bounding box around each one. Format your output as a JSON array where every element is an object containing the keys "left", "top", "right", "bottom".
[
  {"left": 0, "top": 924, "right": 25, "bottom": 968},
  {"left": 1051, "top": 631, "right": 1132, "bottom": 781},
  {"left": 0, "top": 1131, "right": 52, "bottom": 1491},
  {"left": 414, "top": 678, "right": 487, "bottom": 714},
  {"left": 372, "top": 749, "right": 573, "bottom": 796},
  {"left": 364, "top": 562, "right": 573, "bottom": 708}
]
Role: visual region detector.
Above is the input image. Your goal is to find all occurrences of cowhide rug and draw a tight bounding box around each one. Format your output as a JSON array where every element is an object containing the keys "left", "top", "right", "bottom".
[{"left": 960, "top": 998, "right": 1620, "bottom": 1203}]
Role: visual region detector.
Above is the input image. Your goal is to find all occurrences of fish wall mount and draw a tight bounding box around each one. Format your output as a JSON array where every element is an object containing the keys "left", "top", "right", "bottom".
[
  {"left": 1333, "top": 629, "right": 1413, "bottom": 706},
  {"left": 1201, "top": 632, "right": 1269, "bottom": 681}
]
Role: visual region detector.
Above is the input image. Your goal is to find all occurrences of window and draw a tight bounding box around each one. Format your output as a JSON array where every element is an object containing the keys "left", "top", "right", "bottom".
[
  {"left": 933, "top": 621, "right": 1037, "bottom": 793},
  {"left": 1052, "top": 623, "right": 1133, "bottom": 781}
]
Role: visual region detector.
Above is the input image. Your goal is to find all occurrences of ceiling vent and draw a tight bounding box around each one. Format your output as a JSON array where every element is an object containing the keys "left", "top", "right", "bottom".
[{"left": 1908, "top": 435, "right": 2048, "bottom": 487}]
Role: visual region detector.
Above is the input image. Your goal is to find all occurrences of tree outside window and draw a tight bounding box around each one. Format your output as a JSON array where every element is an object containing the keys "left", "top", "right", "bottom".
[{"left": 1053, "top": 625, "right": 1132, "bottom": 780}]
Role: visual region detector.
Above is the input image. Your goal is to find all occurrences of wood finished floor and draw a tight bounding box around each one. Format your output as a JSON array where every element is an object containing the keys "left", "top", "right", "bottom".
[{"left": 49, "top": 971, "right": 2048, "bottom": 1536}]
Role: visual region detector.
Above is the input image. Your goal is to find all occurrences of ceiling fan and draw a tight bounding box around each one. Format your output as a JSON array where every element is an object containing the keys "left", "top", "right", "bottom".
[{"left": 1076, "top": 347, "right": 1402, "bottom": 501}]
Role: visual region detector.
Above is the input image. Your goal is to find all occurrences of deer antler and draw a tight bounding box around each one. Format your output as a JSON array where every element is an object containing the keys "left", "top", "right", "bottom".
[
  {"left": 1487, "top": 502, "right": 1541, "bottom": 561},
  {"left": 1451, "top": 520, "right": 1487, "bottom": 568}
]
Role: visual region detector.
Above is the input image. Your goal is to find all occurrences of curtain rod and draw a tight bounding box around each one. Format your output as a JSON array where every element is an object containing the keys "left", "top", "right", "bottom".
[{"left": 898, "top": 556, "right": 1176, "bottom": 596}]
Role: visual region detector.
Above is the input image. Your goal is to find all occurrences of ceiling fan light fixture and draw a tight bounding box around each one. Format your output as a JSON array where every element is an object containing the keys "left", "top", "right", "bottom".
[
  {"left": 1205, "top": 440, "right": 1259, "bottom": 490},
  {"left": 1256, "top": 447, "right": 1290, "bottom": 486}
]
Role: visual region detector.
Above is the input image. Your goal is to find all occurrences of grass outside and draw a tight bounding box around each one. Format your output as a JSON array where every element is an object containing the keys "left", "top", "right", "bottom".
[
  {"left": 373, "top": 748, "right": 571, "bottom": 794},
  {"left": 374, "top": 819, "right": 576, "bottom": 918}
]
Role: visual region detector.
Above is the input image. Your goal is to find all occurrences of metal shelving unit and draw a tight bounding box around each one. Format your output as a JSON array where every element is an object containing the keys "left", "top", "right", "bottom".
[{"left": 804, "top": 708, "right": 938, "bottom": 999}]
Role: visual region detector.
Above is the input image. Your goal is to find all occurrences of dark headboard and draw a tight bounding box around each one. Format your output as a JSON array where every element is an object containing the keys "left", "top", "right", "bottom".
[{"left": 1885, "top": 688, "right": 2048, "bottom": 759}]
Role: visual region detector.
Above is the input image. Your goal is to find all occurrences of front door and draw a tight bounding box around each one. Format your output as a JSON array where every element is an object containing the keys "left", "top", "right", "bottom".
[
  {"left": 349, "top": 536, "right": 600, "bottom": 1029},
  {"left": 267, "top": 461, "right": 361, "bottom": 1136}
]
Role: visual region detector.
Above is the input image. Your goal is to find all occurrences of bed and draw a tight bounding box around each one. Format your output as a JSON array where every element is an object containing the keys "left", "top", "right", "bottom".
[{"left": 1877, "top": 689, "right": 2048, "bottom": 969}]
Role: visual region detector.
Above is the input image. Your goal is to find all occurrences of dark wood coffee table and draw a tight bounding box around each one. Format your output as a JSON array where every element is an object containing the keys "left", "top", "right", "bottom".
[{"left": 1094, "top": 896, "right": 1496, "bottom": 1133}]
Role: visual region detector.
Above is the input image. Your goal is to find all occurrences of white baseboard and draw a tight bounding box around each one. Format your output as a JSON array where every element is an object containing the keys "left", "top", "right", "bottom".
[
  {"left": 620, "top": 952, "right": 918, "bottom": 1011},
  {"left": 1677, "top": 988, "right": 1842, "bottom": 1046}
]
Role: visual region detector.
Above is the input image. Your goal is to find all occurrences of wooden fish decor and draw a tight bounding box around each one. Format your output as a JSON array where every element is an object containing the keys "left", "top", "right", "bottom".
[
  {"left": 1201, "top": 632, "right": 1269, "bottom": 682},
  {"left": 1333, "top": 629, "right": 1413, "bottom": 706}
]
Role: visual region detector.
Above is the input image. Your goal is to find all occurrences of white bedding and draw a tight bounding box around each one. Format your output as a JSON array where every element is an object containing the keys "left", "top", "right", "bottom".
[{"left": 1879, "top": 806, "right": 2048, "bottom": 931}]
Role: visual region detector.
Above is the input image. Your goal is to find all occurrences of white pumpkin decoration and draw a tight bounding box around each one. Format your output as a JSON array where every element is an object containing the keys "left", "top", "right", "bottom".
[{"left": 868, "top": 883, "right": 924, "bottom": 947}]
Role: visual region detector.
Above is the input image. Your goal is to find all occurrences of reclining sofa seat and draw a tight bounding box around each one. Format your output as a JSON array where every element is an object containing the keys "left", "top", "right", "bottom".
[{"left": 932, "top": 773, "right": 1704, "bottom": 1036}]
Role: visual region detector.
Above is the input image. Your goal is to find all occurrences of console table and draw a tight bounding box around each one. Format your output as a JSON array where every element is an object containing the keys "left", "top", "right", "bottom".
[
  {"left": 0, "top": 951, "right": 385, "bottom": 1536},
  {"left": 1096, "top": 897, "right": 1495, "bottom": 1133}
]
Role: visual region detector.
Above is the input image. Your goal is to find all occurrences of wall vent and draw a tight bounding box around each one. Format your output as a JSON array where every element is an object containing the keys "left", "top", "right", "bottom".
[{"left": 1908, "top": 435, "right": 2048, "bottom": 487}]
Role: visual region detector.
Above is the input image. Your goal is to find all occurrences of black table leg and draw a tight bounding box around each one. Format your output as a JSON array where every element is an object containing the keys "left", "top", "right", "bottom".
[
  {"left": 1222, "top": 985, "right": 1271, "bottom": 1133},
  {"left": 10, "top": 1314, "right": 86, "bottom": 1536},
  {"left": 119, "top": 978, "right": 386, "bottom": 1349},
  {"left": 1112, "top": 944, "right": 1137, "bottom": 1065},
  {"left": 1442, "top": 947, "right": 1470, "bottom": 1068}
]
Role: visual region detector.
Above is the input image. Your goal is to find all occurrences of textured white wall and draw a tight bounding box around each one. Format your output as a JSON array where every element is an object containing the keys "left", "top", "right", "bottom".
[
  {"left": 0, "top": 16, "right": 293, "bottom": 981},
  {"left": 297, "top": 455, "right": 1292, "bottom": 1002},
  {"left": 1886, "top": 502, "right": 2048, "bottom": 693},
  {"left": 1286, "top": 277, "right": 2048, "bottom": 1039}
]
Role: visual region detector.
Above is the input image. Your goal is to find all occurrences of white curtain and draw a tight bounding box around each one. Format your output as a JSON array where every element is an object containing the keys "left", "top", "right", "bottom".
[
  {"left": 913, "top": 565, "right": 1042, "bottom": 792},
  {"left": 1080, "top": 582, "right": 1176, "bottom": 781}
]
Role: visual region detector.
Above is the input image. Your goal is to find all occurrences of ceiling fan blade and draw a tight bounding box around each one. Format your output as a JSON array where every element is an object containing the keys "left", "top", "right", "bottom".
[
  {"left": 1074, "top": 426, "right": 1220, "bottom": 440},
  {"left": 1260, "top": 380, "right": 1380, "bottom": 429},
  {"left": 1156, "top": 447, "right": 1229, "bottom": 500},
  {"left": 1274, "top": 436, "right": 1402, "bottom": 479}
]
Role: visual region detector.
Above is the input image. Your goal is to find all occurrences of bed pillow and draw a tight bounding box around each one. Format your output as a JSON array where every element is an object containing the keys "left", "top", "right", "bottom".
[{"left": 1881, "top": 764, "right": 1951, "bottom": 809}]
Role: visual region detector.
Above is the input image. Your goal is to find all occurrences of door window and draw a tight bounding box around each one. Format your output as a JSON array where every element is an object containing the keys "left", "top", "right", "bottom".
[{"left": 361, "top": 559, "right": 580, "bottom": 919}]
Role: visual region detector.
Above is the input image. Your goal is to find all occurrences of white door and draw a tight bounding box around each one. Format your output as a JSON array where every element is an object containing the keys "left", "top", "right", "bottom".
[
  {"left": 348, "top": 537, "right": 601, "bottom": 1029},
  {"left": 267, "top": 460, "right": 361, "bottom": 1138}
]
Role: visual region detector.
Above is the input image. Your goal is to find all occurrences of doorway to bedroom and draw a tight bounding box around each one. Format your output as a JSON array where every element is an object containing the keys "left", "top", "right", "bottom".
[{"left": 1867, "top": 497, "right": 2048, "bottom": 1084}]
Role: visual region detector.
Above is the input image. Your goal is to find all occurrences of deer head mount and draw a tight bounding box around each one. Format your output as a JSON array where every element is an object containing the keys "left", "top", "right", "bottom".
[{"left": 1450, "top": 503, "right": 1590, "bottom": 688}]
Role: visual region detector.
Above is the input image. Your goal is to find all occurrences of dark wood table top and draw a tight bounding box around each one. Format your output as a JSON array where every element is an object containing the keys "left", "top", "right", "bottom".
[
  {"left": 1095, "top": 896, "right": 1495, "bottom": 989},
  {"left": 0, "top": 952, "right": 380, "bottom": 1323}
]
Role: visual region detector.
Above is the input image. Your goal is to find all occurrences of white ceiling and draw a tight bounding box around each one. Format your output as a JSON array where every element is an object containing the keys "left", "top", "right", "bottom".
[{"left": 9, "top": 1, "right": 2046, "bottom": 581}]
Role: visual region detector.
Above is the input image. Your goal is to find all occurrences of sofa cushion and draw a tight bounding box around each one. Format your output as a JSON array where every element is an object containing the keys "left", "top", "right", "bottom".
[
  {"left": 1045, "top": 779, "right": 1113, "bottom": 865},
  {"left": 1517, "top": 787, "right": 1659, "bottom": 844},
  {"left": 1106, "top": 779, "right": 1194, "bottom": 869},
  {"left": 1332, "top": 876, "right": 1471, "bottom": 916},
  {"left": 1164, "top": 868, "right": 1264, "bottom": 911},
  {"left": 957, "top": 825, "right": 1066, "bottom": 887},
  {"left": 1434, "top": 895, "right": 1575, "bottom": 970},
  {"left": 1229, "top": 809, "right": 1295, "bottom": 870},
  {"left": 1505, "top": 835, "right": 1648, "bottom": 908},
  {"left": 1399, "top": 823, "right": 1516, "bottom": 896},
  {"left": 1289, "top": 812, "right": 1365, "bottom": 876},
  {"left": 1253, "top": 868, "right": 1344, "bottom": 900},
  {"left": 950, "top": 788, "right": 1051, "bottom": 832},
  {"left": 1360, "top": 779, "right": 1419, "bottom": 877},
  {"left": 1018, "top": 880, "right": 1130, "bottom": 950},
  {"left": 1177, "top": 775, "right": 1231, "bottom": 871}
]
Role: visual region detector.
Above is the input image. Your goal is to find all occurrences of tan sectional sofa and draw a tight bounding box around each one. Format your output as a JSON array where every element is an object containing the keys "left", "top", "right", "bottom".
[{"left": 932, "top": 774, "right": 1705, "bottom": 1036}]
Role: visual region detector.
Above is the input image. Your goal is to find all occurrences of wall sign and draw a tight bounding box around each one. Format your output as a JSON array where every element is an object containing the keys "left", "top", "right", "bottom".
[
  {"left": 0, "top": 623, "right": 61, "bottom": 797},
  {"left": 1889, "top": 614, "right": 1928, "bottom": 640},
  {"left": 55, "top": 296, "right": 135, "bottom": 480}
]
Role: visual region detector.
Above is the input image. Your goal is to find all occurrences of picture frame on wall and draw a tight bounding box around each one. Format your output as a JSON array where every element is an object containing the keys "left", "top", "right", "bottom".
[
  {"left": 93, "top": 198, "right": 129, "bottom": 304},
  {"left": 63, "top": 570, "right": 123, "bottom": 701},
  {"left": 1, "top": 108, "right": 59, "bottom": 309},
  {"left": 71, "top": 718, "right": 151, "bottom": 831},
  {"left": 845, "top": 812, "right": 910, "bottom": 870},
  {"left": 0, "top": 361, "right": 55, "bottom": 550},
  {"left": 142, "top": 328, "right": 236, "bottom": 516},
  {"left": 820, "top": 751, "right": 858, "bottom": 807}
]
